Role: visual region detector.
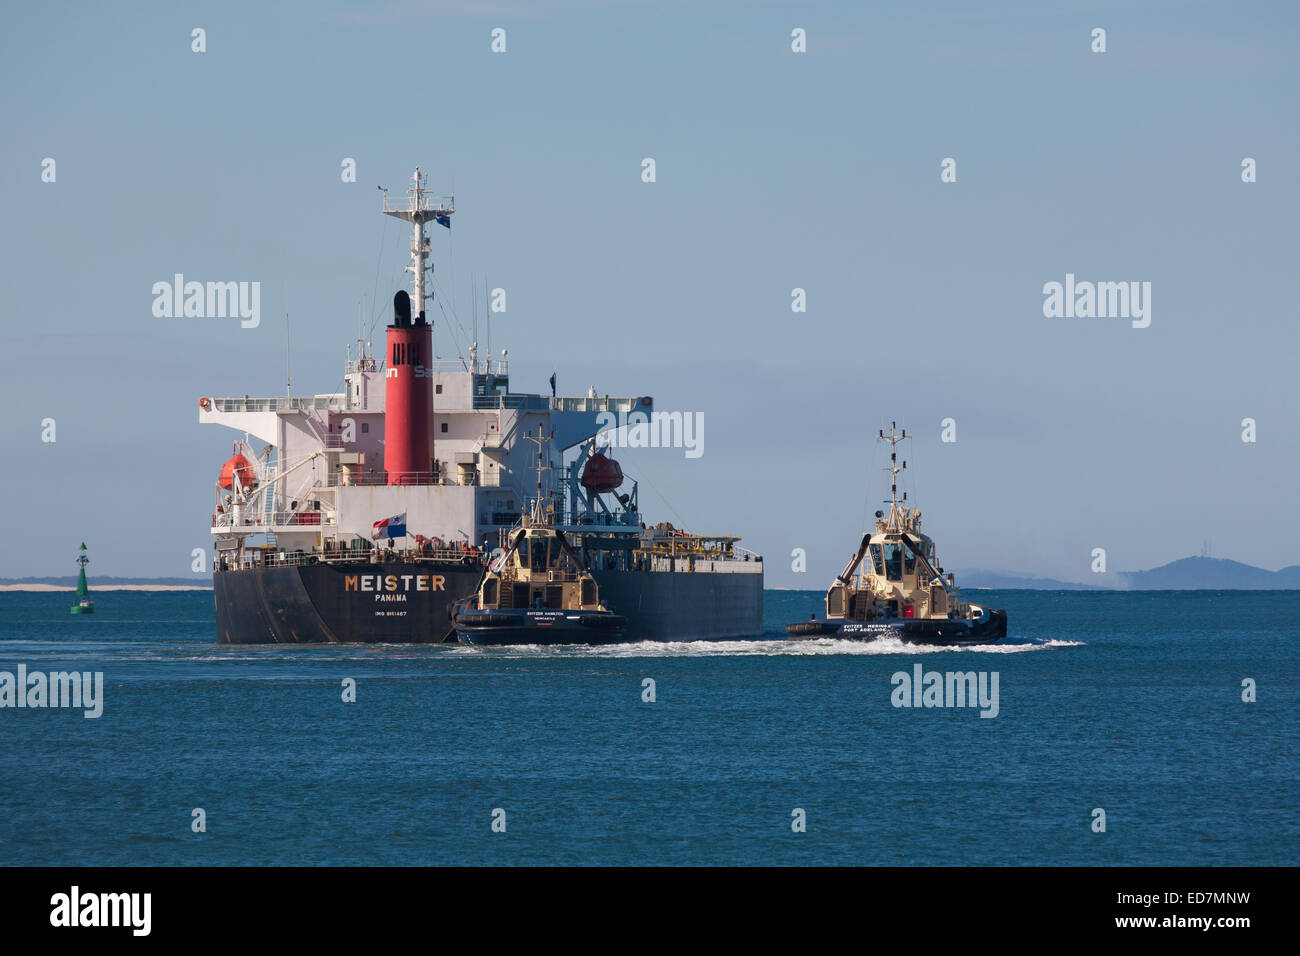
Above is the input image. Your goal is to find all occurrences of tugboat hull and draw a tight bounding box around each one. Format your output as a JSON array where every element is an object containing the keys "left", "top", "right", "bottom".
[
  {"left": 787, "top": 608, "right": 1007, "bottom": 645},
  {"left": 453, "top": 608, "right": 628, "bottom": 646}
]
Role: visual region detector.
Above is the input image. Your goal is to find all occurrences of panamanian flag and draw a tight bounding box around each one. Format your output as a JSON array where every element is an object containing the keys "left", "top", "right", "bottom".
[{"left": 371, "top": 513, "right": 407, "bottom": 539}]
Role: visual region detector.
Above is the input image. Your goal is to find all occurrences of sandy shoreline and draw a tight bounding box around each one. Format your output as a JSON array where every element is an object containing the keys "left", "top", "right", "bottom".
[{"left": 0, "top": 584, "right": 213, "bottom": 592}]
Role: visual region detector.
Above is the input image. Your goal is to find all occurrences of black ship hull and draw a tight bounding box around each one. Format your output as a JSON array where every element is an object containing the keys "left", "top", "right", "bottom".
[
  {"left": 786, "top": 609, "right": 1008, "bottom": 645},
  {"left": 213, "top": 561, "right": 481, "bottom": 644},
  {"left": 453, "top": 608, "right": 628, "bottom": 646},
  {"left": 213, "top": 563, "right": 763, "bottom": 644},
  {"left": 591, "top": 568, "right": 763, "bottom": 641}
]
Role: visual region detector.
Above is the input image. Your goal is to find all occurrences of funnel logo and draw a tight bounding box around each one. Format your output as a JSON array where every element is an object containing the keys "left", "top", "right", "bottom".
[{"left": 152, "top": 275, "right": 261, "bottom": 328}]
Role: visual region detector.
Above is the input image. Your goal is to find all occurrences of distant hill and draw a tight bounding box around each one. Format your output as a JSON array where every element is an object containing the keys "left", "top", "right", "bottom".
[
  {"left": 953, "top": 555, "right": 1300, "bottom": 590},
  {"left": 950, "top": 570, "right": 1104, "bottom": 590},
  {"left": 1118, "top": 556, "right": 1300, "bottom": 590},
  {"left": 7, "top": 557, "right": 1300, "bottom": 591}
]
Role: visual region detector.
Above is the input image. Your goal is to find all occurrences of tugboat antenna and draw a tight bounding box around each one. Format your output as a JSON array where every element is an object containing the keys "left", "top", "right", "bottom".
[
  {"left": 878, "top": 421, "right": 909, "bottom": 531},
  {"left": 523, "top": 426, "right": 555, "bottom": 525}
]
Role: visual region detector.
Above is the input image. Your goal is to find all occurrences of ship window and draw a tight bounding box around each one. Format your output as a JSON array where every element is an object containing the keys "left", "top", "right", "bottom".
[
  {"left": 361, "top": 423, "right": 369, "bottom": 433},
  {"left": 441, "top": 422, "right": 448, "bottom": 433},
  {"left": 530, "top": 538, "right": 549, "bottom": 571},
  {"left": 436, "top": 384, "right": 443, "bottom": 394},
  {"left": 882, "top": 542, "right": 903, "bottom": 581},
  {"left": 868, "top": 543, "right": 883, "bottom": 576},
  {"left": 903, "top": 543, "right": 917, "bottom": 575}
]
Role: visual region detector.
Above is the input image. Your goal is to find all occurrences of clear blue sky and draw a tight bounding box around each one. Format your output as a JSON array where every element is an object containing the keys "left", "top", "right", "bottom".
[{"left": 3, "top": 0, "right": 1297, "bottom": 585}]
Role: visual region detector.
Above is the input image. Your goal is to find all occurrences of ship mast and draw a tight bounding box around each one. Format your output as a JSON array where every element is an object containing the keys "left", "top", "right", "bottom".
[
  {"left": 878, "top": 422, "right": 909, "bottom": 532},
  {"left": 382, "top": 168, "right": 454, "bottom": 321}
]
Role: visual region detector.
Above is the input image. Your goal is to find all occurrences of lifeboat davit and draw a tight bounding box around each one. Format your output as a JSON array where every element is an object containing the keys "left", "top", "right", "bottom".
[
  {"left": 219, "top": 451, "right": 257, "bottom": 490},
  {"left": 580, "top": 452, "right": 624, "bottom": 493}
]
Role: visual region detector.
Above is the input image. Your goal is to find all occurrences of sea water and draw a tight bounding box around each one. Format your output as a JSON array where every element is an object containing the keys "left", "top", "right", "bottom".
[{"left": 0, "top": 589, "right": 1294, "bottom": 865}]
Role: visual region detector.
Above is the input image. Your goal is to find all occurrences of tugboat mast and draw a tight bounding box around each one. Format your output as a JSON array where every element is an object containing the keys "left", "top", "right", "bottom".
[
  {"left": 878, "top": 421, "right": 909, "bottom": 532},
  {"left": 523, "top": 427, "right": 555, "bottom": 526}
]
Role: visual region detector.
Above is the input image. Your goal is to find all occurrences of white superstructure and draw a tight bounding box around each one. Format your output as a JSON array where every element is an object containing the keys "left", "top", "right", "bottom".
[{"left": 200, "top": 170, "right": 653, "bottom": 558}]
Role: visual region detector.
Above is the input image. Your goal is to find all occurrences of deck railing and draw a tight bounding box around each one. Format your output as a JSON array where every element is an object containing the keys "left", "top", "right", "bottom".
[
  {"left": 337, "top": 471, "right": 476, "bottom": 487},
  {"left": 217, "top": 546, "right": 486, "bottom": 571},
  {"left": 212, "top": 511, "right": 335, "bottom": 529},
  {"left": 210, "top": 395, "right": 347, "bottom": 413}
]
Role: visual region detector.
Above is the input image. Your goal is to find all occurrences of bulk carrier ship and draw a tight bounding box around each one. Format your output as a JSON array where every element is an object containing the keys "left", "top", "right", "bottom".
[{"left": 201, "top": 169, "right": 763, "bottom": 644}]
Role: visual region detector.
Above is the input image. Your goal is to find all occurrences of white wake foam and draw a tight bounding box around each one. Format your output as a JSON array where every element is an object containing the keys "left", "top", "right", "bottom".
[{"left": 445, "top": 636, "right": 1083, "bottom": 658}]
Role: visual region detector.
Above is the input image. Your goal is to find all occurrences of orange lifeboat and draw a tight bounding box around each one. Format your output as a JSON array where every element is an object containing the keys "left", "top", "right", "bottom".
[
  {"left": 580, "top": 452, "right": 623, "bottom": 493},
  {"left": 219, "top": 449, "right": 257, "bottom": 490}
]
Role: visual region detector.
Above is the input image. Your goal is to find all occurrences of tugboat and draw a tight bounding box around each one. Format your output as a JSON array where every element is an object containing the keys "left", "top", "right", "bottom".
[
  {"left": 452, "top": 429, "right": 627, "bottom": 645},
  {"left": 70, "top": 542, "right": 94, "bottom": 615},
  {"left": 786, "top": 423, "right": 1006, "bottom": 645}
]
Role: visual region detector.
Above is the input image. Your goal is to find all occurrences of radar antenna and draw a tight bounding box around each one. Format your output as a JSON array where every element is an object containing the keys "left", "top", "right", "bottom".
[
  {"left": 878, "top": 421, "right": 910, "bottom": 532},
  {"left": 523, "top": 426, "right": 556, "bottom": 526}
]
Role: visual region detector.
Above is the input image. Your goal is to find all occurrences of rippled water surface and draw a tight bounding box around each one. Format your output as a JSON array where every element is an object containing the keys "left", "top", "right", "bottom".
[{"left": 0, "top": 589, "right": 1294, "bottom": 865}]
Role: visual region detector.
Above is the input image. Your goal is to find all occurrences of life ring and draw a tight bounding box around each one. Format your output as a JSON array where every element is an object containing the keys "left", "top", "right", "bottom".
[
  {"left": 640, "top": 396, "right": 652, "bottom": 408},
  {"left": 199, "top": 397, "right": 212, "bottom": 409}
]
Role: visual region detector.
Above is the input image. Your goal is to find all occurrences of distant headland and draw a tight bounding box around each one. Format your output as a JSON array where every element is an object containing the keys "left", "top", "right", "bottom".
[
  {"left": 0, "top": 576, "right": 211, "bottom": 592},
  {"left": 5, "top": 555, "right": 1300, "bottom": 592},
  {"left": 955, "top": 556, "right": 1300, "bottom": 590}
]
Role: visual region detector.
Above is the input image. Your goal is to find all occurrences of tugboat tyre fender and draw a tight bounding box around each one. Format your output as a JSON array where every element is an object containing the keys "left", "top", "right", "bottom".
[
  {"left": 786, "top": 620, "right": 833, "bottom": 636},
  {"left": 465, "top": 613, "right": 517, "bottom": 628}
]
